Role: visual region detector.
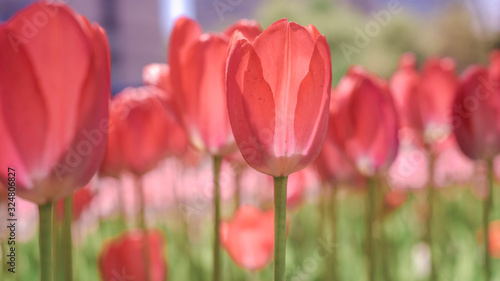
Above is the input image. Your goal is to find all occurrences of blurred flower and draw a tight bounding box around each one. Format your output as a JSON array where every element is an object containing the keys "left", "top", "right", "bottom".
[
  {"left": 55, "top": 184, "right": 94, "bottom": 221},
  {"left": 226, "top": 19, "right": 332, "bottom": 177},
  {"left": 315, "top": 89, "right": 360, "bottom": 185},
  {"left": 99, "top": 229, "right": 167, "bottom": 281},
  {"left": 488, "top": 220, "right": 500, "bottom": 259},
  {"left": 453, "top": 51, "right": 500, "bottom": 161},
  {"left": 390, "top": 53, "right": 458, "bottom": 144},
  {"left": 332, "top": 66, "right": 399, "bottom": 176},
  {"left": 167, "top": 17, "right": 261, "bottom": 156},
  {"left": 383, "top": 189, "right": 408, "bottom": 215},
  {"left": 0, "top": 1, "right": 110, "bottom": 204},
  {"left": 220, "top": 205, "right": 289, "bottom": 271},
  {"left": 477, "top": 220, "right": 500, "bottom": 259},
  {"left": 99, "top": 86, "right": 186, "bottom": 177}
]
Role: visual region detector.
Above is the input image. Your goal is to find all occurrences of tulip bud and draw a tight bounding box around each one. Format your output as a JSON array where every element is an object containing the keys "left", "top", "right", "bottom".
[
  {"left": 99, "top": 229, "right": 167, "bottom": 281},
  {"left": 226, "top": 19, "right": 332, "bottom": 177}
]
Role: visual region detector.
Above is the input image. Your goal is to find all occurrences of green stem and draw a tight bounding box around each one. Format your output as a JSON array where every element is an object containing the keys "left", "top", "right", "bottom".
[
  {"left": 39, "top": 203, "right": 54, "bottom": 281},
  {"left": 52, "top": 208, "right": 61, "bottom": 281},
  {"left": 273, "top": 176, "right": 288, "bottom": 281},
  {"left": 62, "top": 196, "right": 73, "bottom": 281},
  {"left": 116, "top": 178, "right": 127, "bottom": 231},
  {"left": 249, "top": 271, "right": 260, "bottom": 281},
  {"left": 213, "top": 156, "right": 223, "bottom": 281},
  {"left": 484, "top": 160, "right": 493, "bottom": 281},
  {"left": 135, "top": 176, "right": 151, "bottom": 281},
  {"left": 235, "top": 173, "right": 241, "bottom": 211},
  {"left": 426, "top": 151, "right": 437, "bottom": 281},
  {"left": 328, "top": 184, "right": 338, "bottom": 281},
  {"left": 1, "top": 237, "right": 7, "bottom": 275},
  {"left": 318, "top": 184, "right": 327, "bottom": 239},
  {"left": 366, "top": 178, "right": 375, "bottom": 281}
]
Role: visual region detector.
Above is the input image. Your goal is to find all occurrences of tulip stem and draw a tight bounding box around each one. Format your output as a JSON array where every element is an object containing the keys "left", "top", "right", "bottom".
[
  {"left": 366, "top": 177, "right": 376, "bottom": 281},
  {"left": 426, "top": 151, "right": 437, "bottom": 281},
  {"left": 273, "top": 176, "right": 288, "bottom": 281},
  {"left": 52, "top": 208, "right": 62, "bottom": 281},
  {"left": 62, "top": 196, "right": 73, "bottom": 281},
  {"left": 329, "top": 184, "right": 338, "bottom": 281},
  {"left": 135, "top": 176, "right": 151, "bottom": 281},
  {"left": 2, "top": 236, "right": 8, "bottom": 276},
  {"left": 484, "top": 160, "right": 493, "bottom": 281},
  {"left": 39, "top": 203, "right": 54, "bottom": 281},
  {"left": 213, "top": 156, "right": 223, "bottom": 281},
  {"left": 117, "top": 178, "right": 127, "bottom": 231}
]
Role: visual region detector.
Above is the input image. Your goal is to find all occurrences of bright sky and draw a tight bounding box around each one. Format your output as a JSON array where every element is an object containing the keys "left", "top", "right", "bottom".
[{"left": 159, "top": 0, "right": 196, "bottom": 43}]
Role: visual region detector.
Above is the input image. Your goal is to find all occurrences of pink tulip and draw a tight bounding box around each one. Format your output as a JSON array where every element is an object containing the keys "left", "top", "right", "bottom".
[
  {"left": 0, "top": 2, "right": 110, "bottom": 204},
  {"left": 220, "top": 205, "right": 288, "bottom": 271},
  {"left": 167, "top": 17, "right": 261, "bottom": 156},
  {"left": 99, "top": 229, "right": 167, "bottom": 281},
  {"left": 99, "top": 86, "right": 187, "bottom": 177},
  {"left": 452, "top": 59, "right": 500, "bottom": 161},
  {"left": 333, "top": 66, "right": 399, "bottom": 176},
  {"left": 391, "top": 53, "right": 457, "bottom": 144},
  {"left": 315, "top": 89, "right": 360, "bottom": 184},
  {"left": 226, "top": 19, "right": 332, "bottom": 177}
]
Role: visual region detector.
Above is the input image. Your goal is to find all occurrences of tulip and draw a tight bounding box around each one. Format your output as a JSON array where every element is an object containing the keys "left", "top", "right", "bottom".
[
  {"left": 391, "top": 54, "right": 458, "bottom": 281},
  {"left": 315, "top": 90, "right": 360, "bottom": 185},
  {"left": 168, "top": 17, "right": 261, "bottom": 156},
  {"left": 453, "top": 52, "right": 500, "bottom": 281},
  {"left": 226, "top": 19, "right": 331, "bottom": 281},
  {"left": 168, "top": 17, "right": 262, "bottom": 281},
  {"left": 453, "top": 67, "right": 500, "bottom": 161},
  {"left": 100, "top": 86, "right": 187, "bottom": 178},
  {"left": 390, "top": 53, "right": 457, "bottom": 145},
  {"left": 99, "top": 229, "right": 167, "bottom": 281},
  {"left": 0, "top": 2, "right": 110, "bottom": 281},
  {"left": 220, "top": 205, "right": 288, "bottom": 271},
  {"left": 333, "top": 66, "right": 399, "bottom": 177},
  {"left": 487, "top": 220, "right": 500, "bottom": 259},
  {"left": 333, "top": 66, "right": 398, "bottom": 281}
]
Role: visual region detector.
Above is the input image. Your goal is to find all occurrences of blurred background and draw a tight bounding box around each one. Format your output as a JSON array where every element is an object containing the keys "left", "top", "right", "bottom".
[
  {"left": 2, "top": 0, "right": 500, "bottom": 93},
  {"left": 2, "top": 1, "right": 500, "bottom": 281}
]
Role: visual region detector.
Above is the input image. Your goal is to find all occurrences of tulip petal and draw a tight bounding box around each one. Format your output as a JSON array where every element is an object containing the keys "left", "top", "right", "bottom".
[
  {"left": 293, "top": 36, "right": 331, "bottom": 173},
  {"left": 143, "top": 63, "right": 172, "bottom": 97},
  {"left": 454, "top": 66, "right": 500, "bottom": 160},
  {"left": 224, "top": 19, "right": 262, "bottom": 42},
  {"left": 180, "top": 34, "right": 232, "bottom": 154},
  {"left": 227, "top": 39, "right": 277, "bottom": 175},
  {"left": 65, "top": 25, "right": 110, "bottom": 188},
  {"left": 168, "top": 16, "right": 202, "bottom": 121},
  {"left": 0, "top": 26, "right": 47, "bottom": 188},
  {"left": 252, "top": 19, "right": 316, "bottom": 157},
  {"left": 7, "top": 2, "right": 92, "bottom": 165}
]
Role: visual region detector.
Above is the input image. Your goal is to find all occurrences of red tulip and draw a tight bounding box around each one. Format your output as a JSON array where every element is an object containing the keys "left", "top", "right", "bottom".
[
  {"left": 226, "top": 19, "right": 332, "bottom": 177},
  {"left": 452, "top": 58, "right": 500, "bottom": 161},
  {"left": 391, "top": 53, "right": 457, "bottom": 144},
  {"left": 0, "top": 2, "right": 110, "bottom": 204},
  {"left": 55, "top": 185, "right": 94, "bottom": 221},
  {"left": 100, "top": 86, "right": 186, "bottom": 177},
  {"left": 99, "top": 229, "right": 167, "bottom": 281},
  {"left": 315, "top": 89, "right": 360, "bottom": 184},
  {"left": 220, "top": 205, "right": 289, "bottom": 271},
  {"left": 487, "top": 220, "right": 500, "bottom": 259},
  {"left": 383, "top": 189, "right": 407, "bottom": 215},
  {"left": 167, "top": 17, "right": 261, "bottom": 156},
  {"left": 333, "top": 66, "right": 399, "bottom": 176}
]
